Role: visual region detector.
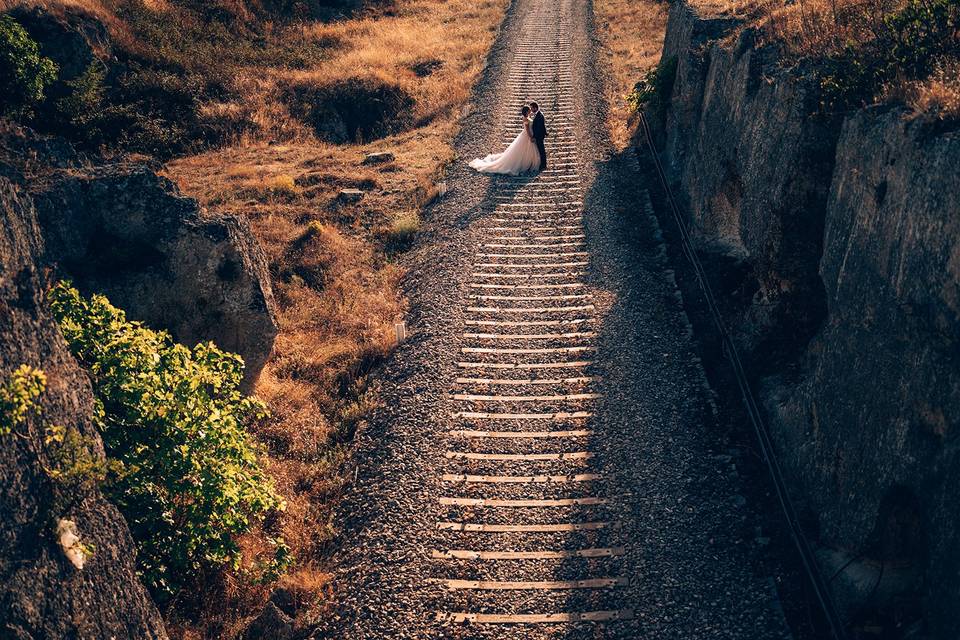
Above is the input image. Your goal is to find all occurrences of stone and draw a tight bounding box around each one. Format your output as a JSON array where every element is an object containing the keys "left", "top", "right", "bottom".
[
  {"left": 0, "top": 123, "right": 278, "bottom": 390},
  {"left": 243, "top": 602, "right": 294, "bottom": 640},
  {"left": 338, "top": 188, "right": 365, "bottom": 203},
  {"left": 362, "top": 151, "right": 395, "bottom": 165},
  {"left": 0, "top": 176, "right": 167, "bottom": 639}
]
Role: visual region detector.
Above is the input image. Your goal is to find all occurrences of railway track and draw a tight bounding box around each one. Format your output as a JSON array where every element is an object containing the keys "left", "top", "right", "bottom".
[
  {"left": 432, "top": 0, "right": 634, "bottom": 625},
  {"left": 313, "top": 0, "right": 796, "bottom": 636}
]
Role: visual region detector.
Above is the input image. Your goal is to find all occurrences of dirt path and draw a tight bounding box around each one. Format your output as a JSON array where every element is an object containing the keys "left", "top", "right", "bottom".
[{"left": 311, "top": 0, "right": 793, "bottom": 637}]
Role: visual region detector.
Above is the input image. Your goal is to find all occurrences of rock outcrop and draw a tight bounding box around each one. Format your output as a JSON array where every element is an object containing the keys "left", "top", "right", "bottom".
[
  {"left": 0, "top": 124, "right": 278, "bottom": 389},
  {"left": 0, "top": 176, "right": 167, "bottom": 639},
  {"left": 660, "top": 5, "right": 838, "bottom": 369},
  {"left": 652, "top": 3, "right": 960, "bottom": 637},
  {"left": 770, "top": 110, "right": 960, "bottom": 637}
]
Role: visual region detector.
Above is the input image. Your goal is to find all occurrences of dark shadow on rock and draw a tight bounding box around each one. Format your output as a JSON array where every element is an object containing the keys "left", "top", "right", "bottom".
[
  {"left": 0, "top": 176, "right": 168, "bottom": 640},
  {"left": 0, "top": 123, "right": 278, "bottom": 390}
]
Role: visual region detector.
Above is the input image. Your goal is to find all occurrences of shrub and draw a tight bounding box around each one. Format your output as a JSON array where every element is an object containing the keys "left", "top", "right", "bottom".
[
  {"left": 384, "top": 212, "right": 420, "bottom": 254},
  {"left": 627, "top": 56, "right": 677, "bottom": 122},
  {"left": 48, "top": 282, "right": 285, "bottom": 599},
  {"left": 0, "top": 14, "right": 58, "bottom": 117},
  {"left": 0, "top": 364, "right": 46, "bottom": 435},
  {"left": 812, "top": 0, "right": 960, "bottom": 110},
  {"left": 262, "top": 174, "right": 301, "bottom": 201},
  {"left": 102, "top": 64, "right": 206, "bottom": 158},
  {"left": 51, "top": 62, "right": 107, "bottom": 145}
]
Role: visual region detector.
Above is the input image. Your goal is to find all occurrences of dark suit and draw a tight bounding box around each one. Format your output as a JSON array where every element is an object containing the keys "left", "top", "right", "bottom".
[{"left": 532, "top": 110, "right": 547, "bottom": 169}]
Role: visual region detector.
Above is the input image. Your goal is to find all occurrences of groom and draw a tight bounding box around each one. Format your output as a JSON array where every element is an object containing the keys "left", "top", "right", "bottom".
[{"left": 530, "top": 101, "right": 548, "bottom": 170}]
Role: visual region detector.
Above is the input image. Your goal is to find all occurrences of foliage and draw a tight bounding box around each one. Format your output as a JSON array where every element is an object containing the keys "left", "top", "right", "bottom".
[
  {"left": 0, "top": 15, "right": 58, "bottom": 117},
  {"left": 0, "top": 364, "right": 110, "bottom": 507},
  {"left": 0, "top": 364, "right": 47, "bottom": 435},
  {"left": 50, "top": 63, "right": 107, "bottom": 145},
  {"left": 627, "top": 56, "right": 677, "bottom": 121},
  {"left": 253, "top": 536, "right": 295, "bottom": 584},
  {"left": 817, "top": 0, "right": 960, "bottom": 110},
  {"left": 48, "top": 282, "right": 285, "bottom": 599},
  {"left": 80, "top": 63, "right": 207, "bottom": 158},
  {"left": 43, "top": 423, "right": 119, "bottom": 498}
]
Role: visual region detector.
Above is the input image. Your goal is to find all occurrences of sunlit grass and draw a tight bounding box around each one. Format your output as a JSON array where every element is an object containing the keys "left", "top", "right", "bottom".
[{"left": 593, "top": 0, "right": 668, "bottom": 147}]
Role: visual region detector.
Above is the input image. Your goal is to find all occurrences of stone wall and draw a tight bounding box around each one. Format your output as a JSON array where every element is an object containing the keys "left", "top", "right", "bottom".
[{"left": 653, "top": 3, "right": 960, "bottom": 636}]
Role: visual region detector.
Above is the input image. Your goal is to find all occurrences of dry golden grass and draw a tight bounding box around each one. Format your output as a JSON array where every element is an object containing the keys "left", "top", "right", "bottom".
[
  {"left": 593, "top": 0, "right": 669, "bottom": 147},
  {"left": 760, "top": 0, "right": 884, "bottom": 57},
  {"left": 884, "top": 59, "right": 960, "bottom": 120},
  {"left": 161, "top": 0, "right": 508, "bottom": 635},
  {"left": 761, "top": 0, "right": 959, "bottom": 117},
  {"left": 213, "top": 0, "right": 508, "bottom": 144},
  {"left": 297, "top": 0, "right": 504, "bottom": 121},
  {"left": 687, "top": 0, "right": 771, "bottom": 17}
]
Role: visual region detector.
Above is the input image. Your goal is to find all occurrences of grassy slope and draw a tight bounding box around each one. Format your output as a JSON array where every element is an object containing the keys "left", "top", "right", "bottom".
[
  {"left": 164, "top": 0, "right": 509, "bottom": 637},
  {"left": 592, "top": 0, "right": 667, "bottom": 148}
]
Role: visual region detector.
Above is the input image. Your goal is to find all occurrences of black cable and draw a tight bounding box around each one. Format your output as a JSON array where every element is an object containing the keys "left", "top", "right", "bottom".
[{"left": 637, "top": 112, "right": 850, "bottom": 640}]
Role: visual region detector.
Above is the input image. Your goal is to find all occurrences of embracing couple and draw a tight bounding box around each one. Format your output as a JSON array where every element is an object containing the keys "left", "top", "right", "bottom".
[{"left": 469, "top": 101, "right": 548, "bottom": 175}]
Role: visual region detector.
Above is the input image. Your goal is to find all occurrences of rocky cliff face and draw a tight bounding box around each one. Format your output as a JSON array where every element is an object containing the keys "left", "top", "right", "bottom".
[
  {"left": 653, "top": 3, "right": 960, "bottom": 637},
  {"left": 0, "top": 124, "right": 278, "bottom": 389},
  {"left": 0, "top": 176, "right": 167, "bottom": 640},
  {"left": 660, "top": 5, "right": 839, "bottom": 370}
]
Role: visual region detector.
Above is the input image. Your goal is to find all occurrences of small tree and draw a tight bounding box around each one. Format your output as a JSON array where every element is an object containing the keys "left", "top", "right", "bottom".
[{"left": 0, "top": 15, "right": 58, "bottom": 117}]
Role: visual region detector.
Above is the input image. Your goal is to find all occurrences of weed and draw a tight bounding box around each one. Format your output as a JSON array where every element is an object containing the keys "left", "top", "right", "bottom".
[
  {"left": 627, "top": 56, "right": 677, "bottom": 124},
  {"left": 0, "top": 364, "right": 46, "bottom": 435}
]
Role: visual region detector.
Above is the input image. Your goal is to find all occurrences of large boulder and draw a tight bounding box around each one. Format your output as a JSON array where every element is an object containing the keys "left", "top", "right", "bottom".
[
  {"left": 0, "top": 176, "right": 167, "bottom": 639},
  {"left": 1, "top": 124, "right": 278, "bottom": 389}
]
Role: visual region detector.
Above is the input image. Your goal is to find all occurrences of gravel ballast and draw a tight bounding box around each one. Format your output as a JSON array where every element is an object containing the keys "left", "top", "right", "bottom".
[{"left": 310, "top": 0, "right": 793, "bottom": 637}]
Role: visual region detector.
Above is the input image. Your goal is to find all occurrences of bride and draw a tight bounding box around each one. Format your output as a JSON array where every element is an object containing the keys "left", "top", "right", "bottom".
[{"left": 469, "top": 106, "right": 541, "bottom": 175}]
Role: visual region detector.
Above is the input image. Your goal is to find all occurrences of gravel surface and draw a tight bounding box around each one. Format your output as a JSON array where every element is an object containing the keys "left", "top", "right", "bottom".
[{"left": 310, "top": 0, "right": 793, "bottom": 637}]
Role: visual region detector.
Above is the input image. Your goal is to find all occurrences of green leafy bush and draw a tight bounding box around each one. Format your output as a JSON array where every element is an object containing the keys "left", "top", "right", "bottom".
[
  {"left": 0, "top": 364, "right": 47, "bottom": 435},
  {"left": 818, "top": 0, "right": 960, "bottom": 110},
  {"left": 48, "top": 282, "right": 285, "bottom": 599},
  {"left": 627, "top": 56, "right": 678, "bottom": 122},
  {"left": 0, "top": 14, "right": 58, "bottom": 117}
]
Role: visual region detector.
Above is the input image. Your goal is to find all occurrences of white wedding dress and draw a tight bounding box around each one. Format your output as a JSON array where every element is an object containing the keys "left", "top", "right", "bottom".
[{"left": 469, "top": 117, "right": 541, "bottom": 175}]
